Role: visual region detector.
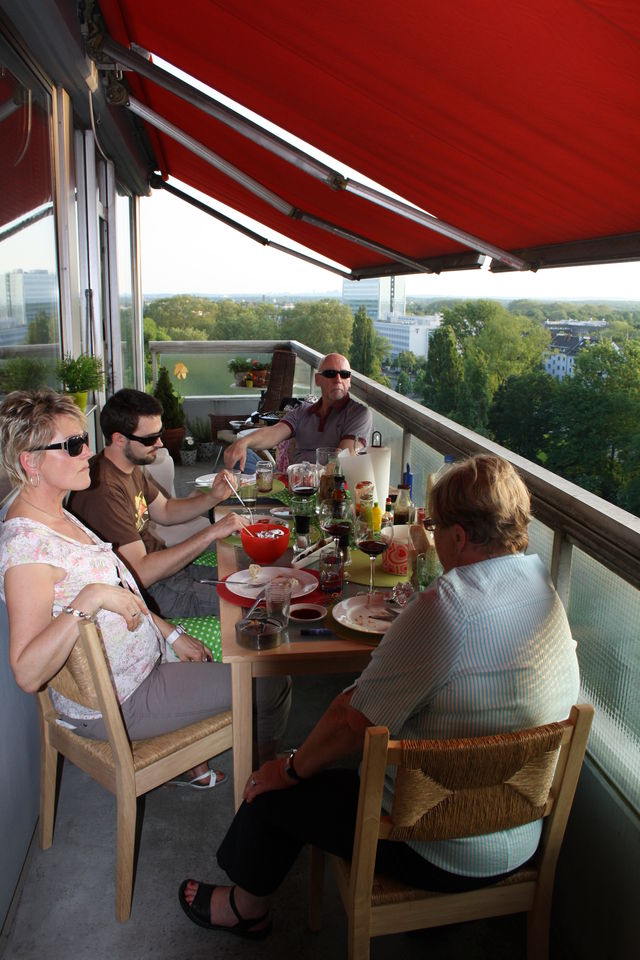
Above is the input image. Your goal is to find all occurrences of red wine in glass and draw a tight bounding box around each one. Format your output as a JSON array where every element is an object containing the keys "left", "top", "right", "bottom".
[
  {"left": 358, "top": 539, "right": 387, "bottom": 557},
  {"left": 292, "top": 485, "right": 316, "bottom": 497}
]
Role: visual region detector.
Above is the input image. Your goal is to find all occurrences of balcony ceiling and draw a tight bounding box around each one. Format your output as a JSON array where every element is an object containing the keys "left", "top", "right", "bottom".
[{"left": 96, "top": 0, "right": 640, "bottom": 277}]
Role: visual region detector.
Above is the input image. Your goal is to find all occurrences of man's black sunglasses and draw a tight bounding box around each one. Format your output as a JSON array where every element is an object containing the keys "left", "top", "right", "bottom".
[
  {"left": 35, "top": 432, "right": 89, "bottom": 458},
  {"left": 318, "top": 369, "right": 351, "bottom": 379},
  {"left": 123, "top": 430, "right": 164, "bottom": 446}
]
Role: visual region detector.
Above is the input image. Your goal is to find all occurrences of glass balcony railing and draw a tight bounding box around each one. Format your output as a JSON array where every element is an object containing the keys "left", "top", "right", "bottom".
[{"left": 151, "top": 337, "right": 640, "bottom": 816}]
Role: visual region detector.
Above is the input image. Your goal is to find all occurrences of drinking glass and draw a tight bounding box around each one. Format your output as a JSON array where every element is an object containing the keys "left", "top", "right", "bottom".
[
  {"left": 354, "top": 515, "right": 393, "bottom": 600},
  {"left": 256, "top": 459, "right": 274, "bottom": 493},
  {"left": 265, "top": 579, "right": 292, "bottom": 626},
  {"left": 316, "top": 447, "right": 341, "bottom": 504},
  {"left": 291, "top": 495, "right": 315, "bottom": 553},
  {"left": 318, "top": 540, "right": 344, "bottom": 595},
  {"left": 239, "top": 471, "right": 257, "bottom": 507}
]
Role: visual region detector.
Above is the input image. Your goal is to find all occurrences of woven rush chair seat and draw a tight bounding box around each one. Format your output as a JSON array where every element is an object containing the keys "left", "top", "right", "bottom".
[
  {"left": 37, "top": 619, "right": 232, "bottom": 921},
  {"left": 309, "top": 705, "right": 593, "bottom": 960}
]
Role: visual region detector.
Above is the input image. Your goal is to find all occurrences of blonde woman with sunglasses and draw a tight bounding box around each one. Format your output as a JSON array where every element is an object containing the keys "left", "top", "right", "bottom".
[{"left": 0, "top": 390, "right": 289, "bottom": 786}]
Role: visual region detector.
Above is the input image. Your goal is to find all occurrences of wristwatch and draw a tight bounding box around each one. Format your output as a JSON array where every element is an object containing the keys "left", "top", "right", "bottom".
[
  {"left": 165, "top": 623, "right": 186, "bottom": 646},
  {"left": 284, "top": 749, "right": 303, "bottom": 781}
]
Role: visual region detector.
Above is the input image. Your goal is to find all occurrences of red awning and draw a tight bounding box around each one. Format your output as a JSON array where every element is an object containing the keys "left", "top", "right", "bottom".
[{"left": 96, "top": 0, "right": 640, "bottom": 276}]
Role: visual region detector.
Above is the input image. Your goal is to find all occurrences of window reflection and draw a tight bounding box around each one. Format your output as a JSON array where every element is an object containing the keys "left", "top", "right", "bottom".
[{"left": 0, "top": 54, "right": 60, "bottom": 395}]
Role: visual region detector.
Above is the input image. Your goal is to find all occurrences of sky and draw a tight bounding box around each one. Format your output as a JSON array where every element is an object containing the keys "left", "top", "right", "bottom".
[
  {"left": 134, "top": 55, "right": 640, "bottom": 306},
  {"left": 138, "top": 183, "right": 640, "bottom": 303}
]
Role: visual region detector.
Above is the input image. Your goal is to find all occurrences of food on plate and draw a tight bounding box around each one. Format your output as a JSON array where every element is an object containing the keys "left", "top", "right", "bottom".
[
  {"left": 249, "top": 563, "right": 262, "bottom": 580},
  {"left": 271, "top": 575, "right": 298, "bottom": 590}
]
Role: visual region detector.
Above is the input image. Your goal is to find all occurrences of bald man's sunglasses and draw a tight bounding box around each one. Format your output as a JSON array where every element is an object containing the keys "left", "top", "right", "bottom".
[
  {"left": 318, "top": 369, "right": 351, "bottom": 379},
  {"left": 35, "top": 432, "right": 89, "bottom": 457}
]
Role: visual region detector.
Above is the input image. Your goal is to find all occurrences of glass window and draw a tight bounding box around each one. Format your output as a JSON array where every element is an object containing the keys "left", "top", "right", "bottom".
[{"left": 0, "top": 46, "right": 60, "bottom": 398}]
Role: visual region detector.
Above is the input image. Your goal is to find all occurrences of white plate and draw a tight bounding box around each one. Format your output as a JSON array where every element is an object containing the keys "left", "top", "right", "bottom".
[
  {"left": 225, "top": 567, "right": 317, "bottom": 600},
  {"left": 195, "top": 472, "right": 217, "bottom": 487},
  {"left": 270, "top": 506, "right": 292, "bottom": 518},
  {"left": 332, "top": 594, "right": 394, "bottom": 634}
]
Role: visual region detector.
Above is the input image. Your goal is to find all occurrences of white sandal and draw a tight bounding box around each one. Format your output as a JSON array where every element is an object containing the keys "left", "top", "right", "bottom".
[{"left": 171, "top": 770, "right": 226, "bottom": 789}]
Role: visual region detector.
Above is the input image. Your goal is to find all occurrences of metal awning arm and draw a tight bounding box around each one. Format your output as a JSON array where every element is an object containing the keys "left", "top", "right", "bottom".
[
  {"left": 96, "top": 37, "right": 529, "bottom": 271},
  {"left": 127, "top": 96, "right": 432, "bottom": 274}
]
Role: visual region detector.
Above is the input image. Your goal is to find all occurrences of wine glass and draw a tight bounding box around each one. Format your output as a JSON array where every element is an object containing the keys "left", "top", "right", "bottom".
[
  {"left": 287, "top": 461, "right": 319, "bottom": 498},
  {"left": 318, "top": 498, "right": 355, "bottom": 565},
  {"left": 354, "top": 516, "right": 393, "bottom": 601}
]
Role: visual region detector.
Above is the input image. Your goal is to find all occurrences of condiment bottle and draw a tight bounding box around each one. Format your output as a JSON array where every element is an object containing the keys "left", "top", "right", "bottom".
[
  {"left": 394, "top": 483, "right": 413, "bottom": 525},
  {"left": 359, "top": 485, "right": 374, "bottom": 528},
  {"left": 372, "top": 501, "right": 382, "bottom": 531},
  {"left": 332, "top": 473, "right": 348, "bottom": 518}
]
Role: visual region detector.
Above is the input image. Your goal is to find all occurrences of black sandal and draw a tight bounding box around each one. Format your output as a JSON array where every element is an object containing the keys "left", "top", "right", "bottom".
[{"left": 178, "top": 880, "right": 272, "bottom": 940}]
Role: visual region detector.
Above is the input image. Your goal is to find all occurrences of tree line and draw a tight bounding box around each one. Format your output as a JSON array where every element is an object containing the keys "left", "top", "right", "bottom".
[{"left": 142, "top": 294, "right": 640, "bottom": 515}]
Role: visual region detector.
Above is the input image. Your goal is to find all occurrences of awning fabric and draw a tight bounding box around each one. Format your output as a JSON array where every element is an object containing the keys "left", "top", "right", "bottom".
[{"left": 97, "top": 0, "right": 640, "bottom": 276}]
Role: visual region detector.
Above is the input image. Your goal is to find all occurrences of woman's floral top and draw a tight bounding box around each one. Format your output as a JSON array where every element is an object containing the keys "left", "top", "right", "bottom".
[{"left": 0, "top": 513, "right": 161, "bottom": 720}]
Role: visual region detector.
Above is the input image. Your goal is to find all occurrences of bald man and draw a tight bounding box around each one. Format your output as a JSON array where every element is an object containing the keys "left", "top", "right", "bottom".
[{"left": 224, "top": 353, "right": 372, "bottom": 470}]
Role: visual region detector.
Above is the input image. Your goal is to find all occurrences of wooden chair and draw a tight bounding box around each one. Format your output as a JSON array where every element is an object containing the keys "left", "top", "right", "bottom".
[
  {"left": 37, "top": 620, "right": 232, "bottom": 921},
  {"left": 309, "top": 704, "right": 593, "bottom": 960}
]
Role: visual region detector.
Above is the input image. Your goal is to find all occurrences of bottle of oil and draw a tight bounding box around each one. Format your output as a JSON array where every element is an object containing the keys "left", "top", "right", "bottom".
[{"left": 394, "top": 484, "right": 413, "bottom": 525}]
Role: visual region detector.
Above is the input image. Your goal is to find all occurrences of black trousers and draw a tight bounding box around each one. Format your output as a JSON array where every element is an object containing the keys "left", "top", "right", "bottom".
[{"left": 217, "top": 769, "right": 509, "bottom": 898}]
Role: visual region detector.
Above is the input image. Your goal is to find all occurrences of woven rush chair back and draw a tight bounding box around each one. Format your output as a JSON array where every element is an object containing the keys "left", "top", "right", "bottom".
[
  {"left": 258, "top": 347, "right": 296, "bottom": 413},
  {"left": 308, "top": 704, "right": 593, "bottom": 960},
  {"left": 383, "top": 723, "right": 566, "bottom": 842},
  {"left": 47, "top": 639, "right": 100, "bottom": 711},
  {"left": 36, "top": 619, "right": 232, "bottom": 922}
]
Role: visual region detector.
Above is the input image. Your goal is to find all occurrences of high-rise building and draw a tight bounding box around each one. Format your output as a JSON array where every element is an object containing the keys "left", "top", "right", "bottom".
[
  {"left": 342, "top": 276, "right": 406, "bottom": 320},
  {"left": 374, "top": 313, "right": 441, "bottom": 359}
]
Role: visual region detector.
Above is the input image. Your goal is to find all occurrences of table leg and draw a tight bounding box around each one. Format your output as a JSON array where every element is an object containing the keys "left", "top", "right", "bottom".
[{"left": 230, "top": 660, "right": 253, "bottom": 810}]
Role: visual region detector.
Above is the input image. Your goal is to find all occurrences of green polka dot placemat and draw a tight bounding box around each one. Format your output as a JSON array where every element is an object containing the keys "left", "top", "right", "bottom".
[
  {"left": 192, "top": 549, "right": 217, "bottom": 566},
  {"left": 168, "top": 616, "right": 222, "bottom": 661}
]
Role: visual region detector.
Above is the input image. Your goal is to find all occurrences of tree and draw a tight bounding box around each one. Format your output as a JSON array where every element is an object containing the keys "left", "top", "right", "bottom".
[
  {"left": 396, "top": 371, "right": 412, "bottom": 395},
  {"left": 27, "top": 310, "right": 56, "bottom": 345},
  {"left": 349, "top": 305, "right": 389, "bottom": 377},
  {"left": 455, "top": 348, "right": 491, "bottom": 434},
  {"left": 397, "top": 350, "right": 417, "bottom": 373},
  {"left": 421, "top": 326, "right": 463, "bottom": 416},
  {"left": 280, "top": 300, "right": 353, "bottom": 357},
  {"left": 546, "top": 340, "right": 640, "bottom": 503},
  {"left": 488, "top": 368, "right": 558, "bottom": 462}
]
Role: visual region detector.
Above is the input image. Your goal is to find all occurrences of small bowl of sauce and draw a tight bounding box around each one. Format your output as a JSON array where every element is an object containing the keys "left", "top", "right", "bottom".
[{"left": 289, "top": 603, "right": 327, "bottom": 622}]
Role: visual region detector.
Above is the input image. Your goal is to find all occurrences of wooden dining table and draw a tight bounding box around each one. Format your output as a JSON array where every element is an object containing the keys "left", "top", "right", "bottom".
[{"left": 215, "top": 525, "right": 377, "bottom": 809}]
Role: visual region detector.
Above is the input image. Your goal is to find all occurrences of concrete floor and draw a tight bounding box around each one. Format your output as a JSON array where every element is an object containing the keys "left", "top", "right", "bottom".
[{"left": 0, "top": 456, "right": 530, "bottom": 959}]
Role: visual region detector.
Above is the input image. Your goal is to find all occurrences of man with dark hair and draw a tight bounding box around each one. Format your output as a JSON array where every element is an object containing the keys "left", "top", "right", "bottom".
[{"left": 70, "top": 389, "right": 245, "bottom": 619}]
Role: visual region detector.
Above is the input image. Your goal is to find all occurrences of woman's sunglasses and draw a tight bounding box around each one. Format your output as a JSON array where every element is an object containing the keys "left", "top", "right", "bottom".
[
  {"left": 318, "top": 369, "right": 351, "bottom": 379},
  {"left": 35, "top": 432, "right": 90, "bottom": 458}
]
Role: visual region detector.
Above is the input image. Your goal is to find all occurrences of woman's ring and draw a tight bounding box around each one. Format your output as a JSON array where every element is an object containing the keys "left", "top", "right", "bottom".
[{"left": 251, "top": 777, "right": 257, "bottom": 786}]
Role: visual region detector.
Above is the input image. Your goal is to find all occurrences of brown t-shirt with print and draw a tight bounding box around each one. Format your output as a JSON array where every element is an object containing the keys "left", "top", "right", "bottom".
[{"left": 69, "top": 451, "right": 163, "bottom": 554}]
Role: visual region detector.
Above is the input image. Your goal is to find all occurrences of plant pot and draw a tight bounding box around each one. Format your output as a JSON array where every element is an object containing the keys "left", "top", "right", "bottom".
[
  {"left": 65, "top": 390, "right": 88, "bottom": 412},
  {"left": 180, "top": 448, "right": 198, "bottom": 466},
  {"left": 162, "top": 427, "right": 185, "bottom": 463},
  {"left": 197, "top": 441, "right": 217, "bottom": 462}
]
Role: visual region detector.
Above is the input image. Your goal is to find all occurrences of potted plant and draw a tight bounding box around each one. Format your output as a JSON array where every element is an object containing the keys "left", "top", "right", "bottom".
[
  {"left": 187, "top": 416, "right": 217, "bottom": 462},
  {"left": 55, "top": 353, "right": 105, "bottom": 411},
  {"left": 228, "top": 356, "right": 271, "bottom": 388},
  {"left": 0, "top": 356, "right": 57, "bottom": 394},
  {"left": 152, "top": 365, "right": 185, "bottom": 462},
  {"left": 180, "top": 433, "right": 198, "bottom": 466}
]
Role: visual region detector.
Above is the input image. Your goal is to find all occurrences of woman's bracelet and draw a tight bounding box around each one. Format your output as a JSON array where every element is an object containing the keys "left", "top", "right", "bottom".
[{"left": 61, "top": 605, "right": 95, "bottom": 623}]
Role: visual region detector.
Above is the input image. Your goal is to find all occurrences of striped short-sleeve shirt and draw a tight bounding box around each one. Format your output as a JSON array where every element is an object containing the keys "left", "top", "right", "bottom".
[{"left": 350, "top": 553, "right": 580, "bottom": 877}]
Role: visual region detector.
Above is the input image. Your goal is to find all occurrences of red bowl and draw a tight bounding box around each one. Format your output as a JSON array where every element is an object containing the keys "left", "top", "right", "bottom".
[{"left": 240, "top": 523, "right": 290, "bottom": 563}]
